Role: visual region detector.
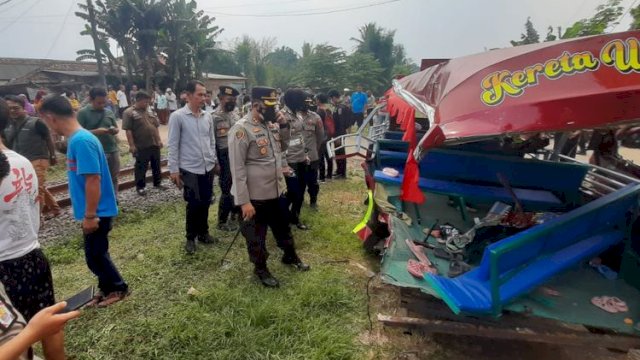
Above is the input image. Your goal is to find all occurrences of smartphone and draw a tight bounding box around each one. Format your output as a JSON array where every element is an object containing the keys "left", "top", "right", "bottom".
[{"left": 61, "top": 286, "right": 95, "bottom": 313}]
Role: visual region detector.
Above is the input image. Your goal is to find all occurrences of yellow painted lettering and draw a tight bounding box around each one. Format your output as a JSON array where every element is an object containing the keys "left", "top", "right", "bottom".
[
  {"left": 559, "top": 52, "right": 573, "bottom": 72},
  {"left": 525, "top": 64, "right": 544, "bottom": 84},
  {"left": 571, "top": 52, "right": 599, "bottom": 72},
  {"left": 481, "top": 71, "right": 522, "bottom": 106},
  {"left": 511, "top": 71, "right": 527, "bottom": 87},
  {"left": 544, "top": 60, "right": 562, "bottom": 78},
  {"left": 601, "top": 38, "right": 640, "bottom": 73}
]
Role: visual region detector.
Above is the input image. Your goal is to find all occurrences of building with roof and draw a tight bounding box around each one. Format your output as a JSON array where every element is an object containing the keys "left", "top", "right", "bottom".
[
  {"left": 0, "top": 57, "right": 104, "bottom": 98},
  {"left": 201, "top": 72, "right": 247, "bottom": 96}
]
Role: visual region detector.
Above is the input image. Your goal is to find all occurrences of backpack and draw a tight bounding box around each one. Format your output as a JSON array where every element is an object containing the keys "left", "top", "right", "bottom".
[{"left": 323, "top": 109, "right": 336, "bottom": 137}]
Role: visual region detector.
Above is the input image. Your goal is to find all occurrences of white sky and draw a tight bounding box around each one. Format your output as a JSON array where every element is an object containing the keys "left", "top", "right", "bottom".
[{"left": 0, "top": 0, "right": 636, "bottom": 63}]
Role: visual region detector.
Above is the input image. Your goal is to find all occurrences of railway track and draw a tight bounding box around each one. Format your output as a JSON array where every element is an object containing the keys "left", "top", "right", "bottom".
[{"left": 48, "top": 159, "right": 170, "bottom": 208}]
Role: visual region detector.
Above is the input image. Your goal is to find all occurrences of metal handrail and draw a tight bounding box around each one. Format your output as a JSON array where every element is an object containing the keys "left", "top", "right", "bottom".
[{"left": 326, "top": 104, "right": 389, "bottom": 160}]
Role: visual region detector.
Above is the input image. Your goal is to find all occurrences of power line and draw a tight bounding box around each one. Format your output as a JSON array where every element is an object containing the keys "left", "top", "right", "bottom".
[
  {"left": 45, "top": 0, "right": 76, "bottom": 58},
  {"left": 204, "top": 0, "right": 316, "bottom": 10},
  {"left": 613, "top": 0, "right": 639, "bottom": 31},
  {"left": 204, "top": 0, "right": 400, "bottom": 17},
  {"left": 0, "top": 0, "right": 42, "bottom": 34}
]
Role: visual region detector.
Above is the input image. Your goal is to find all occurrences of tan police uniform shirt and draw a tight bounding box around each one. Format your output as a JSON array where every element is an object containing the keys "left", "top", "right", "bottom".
[
  {"left": 282, "top": 107, "right": 307, "bottom": 164},
  {"left": 212, "top": 108, "right": 239, "bottom": 151},
  {"left": 229, "top": 114, "right": 291, "bottom": 205},
  {"left": 299, "top": 110, "right": 324, "bottom": 162}
]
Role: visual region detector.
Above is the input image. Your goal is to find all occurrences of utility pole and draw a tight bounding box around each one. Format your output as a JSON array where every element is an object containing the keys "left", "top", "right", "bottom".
[{"left": 87, "top": 0, "right": 107, "bottom": 87}]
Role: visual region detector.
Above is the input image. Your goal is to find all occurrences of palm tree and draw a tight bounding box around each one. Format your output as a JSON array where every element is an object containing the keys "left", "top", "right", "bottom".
[
  {"left": 160, "top": 1, "right": 222, "bottom": 88},
  {"left": 75, "top": 0, "right": 138, "bottom": 82},
  {"left": 351, "top": 22, "right": 396, "bottom": 79},
  {"left": 125, "top": 0, "right": 171, "bottom": 91}
]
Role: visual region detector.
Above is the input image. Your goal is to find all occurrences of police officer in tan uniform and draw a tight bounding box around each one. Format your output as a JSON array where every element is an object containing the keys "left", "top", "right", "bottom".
[
  {"left": 212, "top": 86, "right": 241, "bottom": 231},
  {"left": 281, "top": 89, "right": 324, "bottom": 230},
  {"left": 229, "top": 86, "right": 310, "bottom": 288}
]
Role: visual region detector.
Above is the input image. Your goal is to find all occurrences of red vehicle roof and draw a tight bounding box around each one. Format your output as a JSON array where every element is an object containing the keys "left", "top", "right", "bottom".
[{"left": 390, "top": 31, "right": 640, "bottom": 151}]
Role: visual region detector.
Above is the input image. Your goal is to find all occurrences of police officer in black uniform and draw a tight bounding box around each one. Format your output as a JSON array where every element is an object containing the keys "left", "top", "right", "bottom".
[
  {"left": 213, "top": 85, "right": 241, "bottom": 231},
  {"left": 229, "top": 86, "right": 310, "bottom": 287}
]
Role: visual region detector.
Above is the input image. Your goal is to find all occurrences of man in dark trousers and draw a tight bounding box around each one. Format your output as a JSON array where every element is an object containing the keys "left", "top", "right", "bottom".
[
  {"left": 328, "top": 90, "right": 350, "bottom": 179},
  {"left": 282, "top": 90, "right": 324, "bottom": 220},
  {"left": 212, "top": 85, "right": 241, "bottom": 231},
  {"left": 39, "top": 95, "right": 129, "bottom": 307},
  {"left": 168, "top": 80, "right": 219, "bottom": 255},
  {"left": 122, "top": 91, "right": 164, "bottom": 196},
  {"left": 229, "top": 86, "right": 310, "bottom": 288}
]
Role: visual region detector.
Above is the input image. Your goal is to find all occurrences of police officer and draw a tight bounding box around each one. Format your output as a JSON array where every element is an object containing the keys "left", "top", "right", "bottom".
[
  {"left": 213, "top": 85, "right": 241, "bottom": 231},
  {"left": 229, "top": 86, "right": 310, "bottom": 288},
  {"left": 281, "top": 89, "right": 324, "bottom": 230}
]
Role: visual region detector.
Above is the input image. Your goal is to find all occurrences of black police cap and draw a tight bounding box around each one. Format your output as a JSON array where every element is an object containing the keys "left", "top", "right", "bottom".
[
  {"left": 218, "top": 85, "right": 239, "bottom": 97},
  {"left": 251, "top": 86, "right": 278, "bottom": 106}
]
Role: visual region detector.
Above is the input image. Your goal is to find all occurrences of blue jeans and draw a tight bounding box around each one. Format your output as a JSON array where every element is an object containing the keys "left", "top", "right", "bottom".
[{"left": 84, "top": 217, "right": 128, "bottom": 295}]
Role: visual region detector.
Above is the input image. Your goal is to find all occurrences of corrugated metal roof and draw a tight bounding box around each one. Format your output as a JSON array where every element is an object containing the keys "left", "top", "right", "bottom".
[
  {"left": 0, "top": 64, "right": 39, "bottom": 81},
  {"left": 42, "top": 70, "right": 99, "bottom": 77},
  {"left": 202, "top": 72, "right": 247, "bottom": 80}
]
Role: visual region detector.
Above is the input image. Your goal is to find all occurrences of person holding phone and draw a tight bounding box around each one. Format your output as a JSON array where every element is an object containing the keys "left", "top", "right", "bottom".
[
  {"left": 39, "top": 95, "right": 129, "bottom": 308},
  {"left": 0, "top": 282, "right": 79, "bottom": 360},
  {"left": 77, "top": 87, "right": 121, "bottom": 199},
  {"left": 0, "top": 98, "right": 69, "bottom": 359},
  {"left": 228, "top": 86, "right": 310, "bottom": 288}
]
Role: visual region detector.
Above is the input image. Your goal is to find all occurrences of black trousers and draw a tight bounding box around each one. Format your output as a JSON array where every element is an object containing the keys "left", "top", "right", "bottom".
[
  {"left": 286, "top": 161, "right": 319, "bottom": 224},
  {"left": 134, "top": 146, "right": 162, "bottom": 189},
  {"left": 240, "top": 197, "right": 296, "bottom": 267},
  {"left": 319, "top": 140, "right": 333, "bottom": 181},
  {"left": 217, "top": 148, "right": 240, "bottom": 224},
  {"left": 84, "top": 217, "right": 128, "bottom": 295},
  {"left": 181, "top": 168, "right": 214, "bottom": 240},
  {"left": 353, "top": 112, "right": 365, "bottom": 128},
  {"left": 335, "top": 145, "right": 347, "bottom": 177}
]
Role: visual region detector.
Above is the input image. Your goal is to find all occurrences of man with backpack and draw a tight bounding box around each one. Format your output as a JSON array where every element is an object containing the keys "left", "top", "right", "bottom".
[{"left": 315, "top": 94, "right": 334, "bottom": 183}]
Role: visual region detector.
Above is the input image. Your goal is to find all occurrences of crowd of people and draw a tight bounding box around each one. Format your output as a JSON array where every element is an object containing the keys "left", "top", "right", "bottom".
[{"left": 0, "top": 80, "right": 377, "bottom": 359}]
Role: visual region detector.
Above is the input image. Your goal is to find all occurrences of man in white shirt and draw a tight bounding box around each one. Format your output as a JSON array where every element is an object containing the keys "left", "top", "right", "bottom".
[
  {"left": 0, "top": 98, "right": 67, "bottom": 360},
  {"left": 116, "top": 84, "right": 128, "bottom": 119},
  {"left": 166, "top": 88, "right": 178, "bottom": 113}
]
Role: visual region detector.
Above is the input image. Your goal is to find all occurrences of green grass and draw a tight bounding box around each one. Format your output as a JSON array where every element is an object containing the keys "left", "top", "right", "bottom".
[{"left": 44, "top": 176, "right": 378, "bottom": 360}]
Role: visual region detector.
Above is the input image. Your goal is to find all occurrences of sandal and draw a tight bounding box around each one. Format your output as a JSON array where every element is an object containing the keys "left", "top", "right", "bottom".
[
  {"left": 97, "top": 290, "right": 131, "bottom": 308},
  {"left": 84, "top": 291, "right": 105, "bottom": 308}
]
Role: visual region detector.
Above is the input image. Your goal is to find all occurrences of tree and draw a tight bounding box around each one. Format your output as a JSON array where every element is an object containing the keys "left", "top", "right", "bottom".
[
  {"left": 75, "top": 0, "right": 138, "bottom": 83},
  {"left": 631, "top": 4, "right": 640, "bottom": 30},
  {"left": 562, "top": 0, "right": 624, "bottom": 38},
  {"left": 544, "top": 26, "right": 557, "bottom": 42},
  {"left": 511, "top": 17, "right": 541, "bottom": 46},
  {"left": 126, "top": 0, "right": 171, "bottom": 92},
  {"left": 352, "top": 23, "right": 395, "bottom": 76},
  {"left": 264, "top": 46, "right": 299, "bottom": 89},
  {"left": 159, "top": 0, "right": 222, "bottom": 89},
  {"left": 293, "top": 43, "right": 346, "bottom": 91},
  {"left": 344, "top": 52, "right": 384, "bottom": 92}
]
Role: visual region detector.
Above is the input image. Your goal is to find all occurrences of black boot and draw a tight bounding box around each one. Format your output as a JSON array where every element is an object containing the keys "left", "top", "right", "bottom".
[
  {"left": 282, "top": 251, "right": 310, "bottom": 271},
  {"left": 198, "top": 233, "right": 217, "bottom": 244},
  {"left": 254, "top": 266, "right": 279, "bottom": 288},
  {"left": 185, "top": 239, "right": 196, "bottom": 255}
]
